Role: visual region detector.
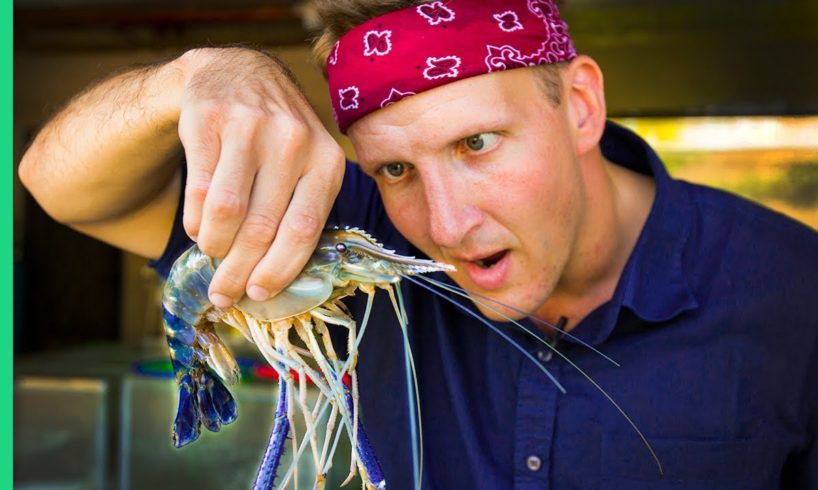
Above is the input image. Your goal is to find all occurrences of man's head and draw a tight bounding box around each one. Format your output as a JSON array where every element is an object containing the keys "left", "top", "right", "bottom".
[{"left": 313, "top": 0, "right": 610, "bottom": 320}]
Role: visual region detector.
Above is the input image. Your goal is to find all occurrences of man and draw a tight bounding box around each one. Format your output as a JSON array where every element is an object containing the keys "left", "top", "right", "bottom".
[{"left": 19, "top": 0, "right": 818, "bottom": 488}]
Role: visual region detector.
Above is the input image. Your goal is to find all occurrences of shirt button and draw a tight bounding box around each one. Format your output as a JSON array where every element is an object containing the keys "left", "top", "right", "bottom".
[
  {"left": 526, "top": 455, "right": 542, "bottom": 472},
  {"left": 536, "top": 350, "right": 553, "bottom": 363}
]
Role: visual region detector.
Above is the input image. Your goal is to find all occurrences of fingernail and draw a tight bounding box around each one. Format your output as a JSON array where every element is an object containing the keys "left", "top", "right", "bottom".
[
  {"left": 247, "top": 285, "right": 270, "bottom": 301},
  {"left": 210, "top": 292, "right": 233, "bottom": 308}
]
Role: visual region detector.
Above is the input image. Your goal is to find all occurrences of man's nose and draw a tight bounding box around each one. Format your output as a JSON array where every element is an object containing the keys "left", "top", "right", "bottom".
[{"left": 423, "top": 172, "right": 482, "bottom": 248}]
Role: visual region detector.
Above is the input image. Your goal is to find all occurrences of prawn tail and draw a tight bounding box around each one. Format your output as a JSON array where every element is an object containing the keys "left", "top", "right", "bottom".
[
  {"left": 164, "top": 305, "right": 238, "bottom": 447},
  {"left": 163, "top": 304, "right": 199, "bottom": 448},
  {"left": 171, "top": 361, "right": 201, "bottom": 448},
  {"left": 170, "top": 360, "right": 238, "bottom": 447},
  {"left": 196, "top": 369, "right": 238, "bottom": 432},
  {"left": 163, "top": 305, "right": 197, "bottom": 356}
]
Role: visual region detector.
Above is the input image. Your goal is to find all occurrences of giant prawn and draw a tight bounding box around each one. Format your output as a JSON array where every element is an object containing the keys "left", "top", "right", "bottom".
[{"left": 161, "top": 226, "right": 662, "bottom": 489}]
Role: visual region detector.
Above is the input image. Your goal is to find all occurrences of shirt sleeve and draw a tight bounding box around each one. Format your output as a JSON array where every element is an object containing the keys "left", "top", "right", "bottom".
[{"left": 148, "top": 161, "right": 193, "bottom": 280}]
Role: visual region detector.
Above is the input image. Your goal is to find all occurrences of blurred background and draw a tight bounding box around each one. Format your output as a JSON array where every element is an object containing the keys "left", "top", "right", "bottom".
[{"left": 13, "top": 0, "right": 818, "bottom": 488}]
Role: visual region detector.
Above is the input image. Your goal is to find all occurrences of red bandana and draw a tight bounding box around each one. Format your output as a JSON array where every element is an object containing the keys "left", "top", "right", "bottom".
[{"left": 326, "top": 0, "right": 577, "bottom": 134}]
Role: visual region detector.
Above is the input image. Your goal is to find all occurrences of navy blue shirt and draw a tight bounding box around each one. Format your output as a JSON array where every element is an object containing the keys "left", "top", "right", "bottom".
[{"left": 152, "top": 122, "right": 818, "bottom": 489}]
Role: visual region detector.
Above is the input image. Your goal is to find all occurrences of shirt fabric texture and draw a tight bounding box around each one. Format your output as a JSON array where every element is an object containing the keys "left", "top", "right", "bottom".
[{"left": 151, "top": 121, "right": 818, "bottom": 489}]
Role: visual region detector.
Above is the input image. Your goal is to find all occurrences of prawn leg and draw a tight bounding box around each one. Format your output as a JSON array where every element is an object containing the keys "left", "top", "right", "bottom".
[{"left": 162, "top": 229, "right": 456, "bottom": 487}]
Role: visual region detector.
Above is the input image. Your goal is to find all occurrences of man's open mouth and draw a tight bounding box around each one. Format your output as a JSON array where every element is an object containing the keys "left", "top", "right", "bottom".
[{"left": 474, "top": 250, "right": 507, "bottom": 269}]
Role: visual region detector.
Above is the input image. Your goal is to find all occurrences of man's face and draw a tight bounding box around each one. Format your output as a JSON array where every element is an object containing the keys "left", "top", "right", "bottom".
[{"left": 348, "top": 68, "right": 586, "bottom": 320}]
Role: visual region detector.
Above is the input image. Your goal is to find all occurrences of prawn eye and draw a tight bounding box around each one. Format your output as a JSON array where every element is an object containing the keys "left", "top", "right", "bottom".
[{"left": 335, "top": 242, "right": 348, "bottom": 254}]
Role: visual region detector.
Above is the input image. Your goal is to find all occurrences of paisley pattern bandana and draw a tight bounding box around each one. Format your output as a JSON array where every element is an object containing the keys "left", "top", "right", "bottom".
[{"left": 326, "top": 0, "right": 577, "bottom": 133}]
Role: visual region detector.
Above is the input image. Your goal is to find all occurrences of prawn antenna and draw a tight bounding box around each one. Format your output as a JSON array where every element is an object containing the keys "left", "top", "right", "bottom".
[
  {"left": 401, "top": 274, "right": 566, "bottom": 394},
  {"left": 414, "top": 275, "right": 620, "bottom": 367},
  {"left": 401, "top": 274, "right": 664, "bottom": 475},
  {"left": 389, "top": 284, "right": 424, "bottom": 490}
]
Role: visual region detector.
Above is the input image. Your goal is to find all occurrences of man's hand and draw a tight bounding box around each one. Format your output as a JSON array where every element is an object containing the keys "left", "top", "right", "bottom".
[
  {"left": 19, "top": 46, "right": 342, "bottom": 304},
  {"left": 177, "top": 48, "right": 345, "bottom": 308}
]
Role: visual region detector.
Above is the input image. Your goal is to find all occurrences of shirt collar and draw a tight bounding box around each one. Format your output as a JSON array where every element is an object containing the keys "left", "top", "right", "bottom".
[{"left": 570, "top": 122, "right": 700, "bottom": 345}]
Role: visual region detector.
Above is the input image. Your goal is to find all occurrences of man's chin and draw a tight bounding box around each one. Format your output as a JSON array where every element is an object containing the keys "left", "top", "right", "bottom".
[{"left": 471, "top": 297, "right": 529, "bottom": 322}]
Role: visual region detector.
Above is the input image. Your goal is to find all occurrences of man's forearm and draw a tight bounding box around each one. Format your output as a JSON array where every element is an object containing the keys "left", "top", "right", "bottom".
[{"left": 18, "top": 53, "right": 188, "bottom": 225}]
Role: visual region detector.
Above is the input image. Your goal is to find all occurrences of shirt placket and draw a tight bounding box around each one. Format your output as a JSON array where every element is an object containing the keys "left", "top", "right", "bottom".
[{"left": 514, "top": 347, "right": 562, "bottom": 489}]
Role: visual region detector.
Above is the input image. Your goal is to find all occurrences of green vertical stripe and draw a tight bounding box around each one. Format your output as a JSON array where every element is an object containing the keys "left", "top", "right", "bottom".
[{"left": 4, "top": 0, "right": 14, "bottom": 485}]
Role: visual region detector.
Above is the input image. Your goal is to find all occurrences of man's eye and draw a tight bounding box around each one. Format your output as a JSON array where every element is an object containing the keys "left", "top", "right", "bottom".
[
  {"left": 463, "top": 132, "right": 498, "bottom": 152},
  {"left": 382, "top": 162, "right": 406, "bottom": 178}
]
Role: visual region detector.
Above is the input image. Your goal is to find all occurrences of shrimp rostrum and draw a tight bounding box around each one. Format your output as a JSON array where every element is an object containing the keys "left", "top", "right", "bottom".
[{"left": 162, "top": 227, "right": 454, "bottom": 489}]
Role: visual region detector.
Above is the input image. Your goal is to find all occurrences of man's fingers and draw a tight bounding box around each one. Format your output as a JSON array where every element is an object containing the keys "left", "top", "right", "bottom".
[
  {"left": 246, "top": 165, "right": 342, "bottom": 299},
  {"left": 179, "top": 111, "right": 220, "bottom": 241},
  {"left": 206, "top": 161, "right": 298, "bottom": 305},
  {"left": 195, "top": 123, "right": 260, "bottom": 259}
]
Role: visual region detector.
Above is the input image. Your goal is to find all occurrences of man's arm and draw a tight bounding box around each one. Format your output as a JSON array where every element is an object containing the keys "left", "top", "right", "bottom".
[
  {"left": 19, "top": 54, "right": 184, "bottom": 257},
  {"left": 18, "top": 46, "right": 345, "bottom": 307}
]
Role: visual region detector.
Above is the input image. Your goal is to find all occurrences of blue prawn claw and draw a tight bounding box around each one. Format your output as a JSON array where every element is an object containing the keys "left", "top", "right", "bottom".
[
  {"left": 253, "top": 374, "right": 289, "bottom": 490},
  {"left": 345, "top": 389, "right": 386, "bottom": 489}
]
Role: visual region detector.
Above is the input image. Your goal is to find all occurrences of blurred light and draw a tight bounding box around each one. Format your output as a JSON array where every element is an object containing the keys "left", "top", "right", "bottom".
[{"left": 615, "top": 116, "right": 818, "bottom": 152}]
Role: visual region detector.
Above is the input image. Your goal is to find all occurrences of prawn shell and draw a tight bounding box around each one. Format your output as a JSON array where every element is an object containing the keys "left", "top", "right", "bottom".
[{"left": 235, "top": 272, "right": 334, "bottom": 322}]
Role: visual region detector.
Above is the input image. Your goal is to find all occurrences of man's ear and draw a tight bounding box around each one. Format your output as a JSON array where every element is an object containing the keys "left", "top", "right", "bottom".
[{"left": 564, "top": 55, "right": 607, "bottom": 156}]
